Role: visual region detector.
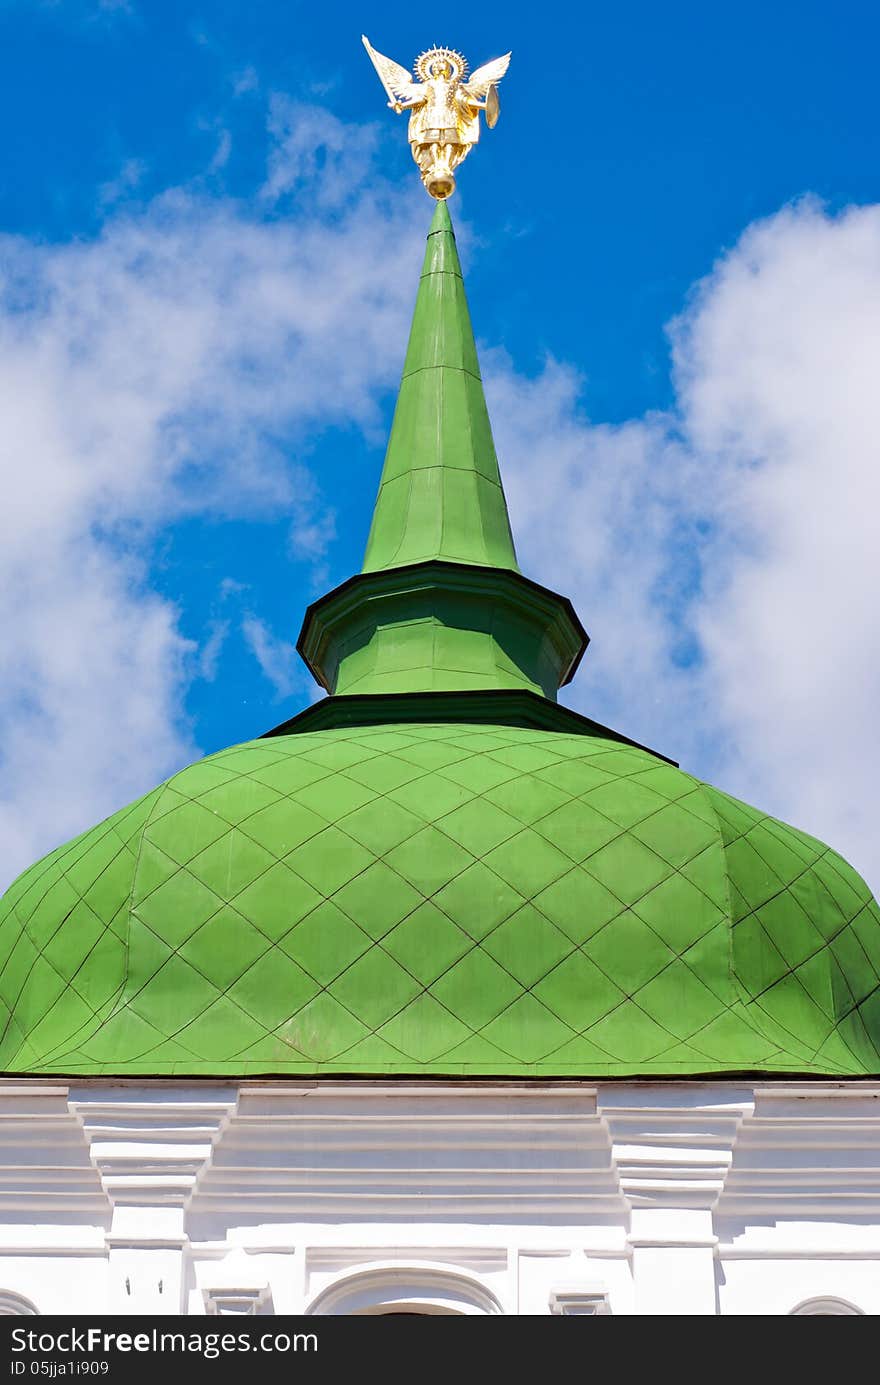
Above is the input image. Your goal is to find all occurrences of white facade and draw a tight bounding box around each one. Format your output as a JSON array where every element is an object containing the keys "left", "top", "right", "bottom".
[{"left": 0, "top": 1080, "right": 876, "bottom": 1316}]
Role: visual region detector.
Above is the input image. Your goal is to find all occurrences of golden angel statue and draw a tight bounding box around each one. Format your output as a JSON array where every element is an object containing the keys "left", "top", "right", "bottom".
[{"left": 362, "top": 36, "right": 511, "bottom": 199}]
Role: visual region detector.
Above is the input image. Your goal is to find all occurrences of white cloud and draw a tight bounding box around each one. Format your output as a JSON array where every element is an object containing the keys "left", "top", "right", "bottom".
[
  {"left": 676, "top": 200, "right": 880, "bottom": 885},
  {"left": 0, "top": 549, "right": 190, "bottom": 880},
  {"left": 0, "top": 103, "right": 421, "bottom": 888},
  {"left": 98, "top": 158, "right": 146, "bottom": 208},
  {"left": 263, "top": 99, "right": 380, "bottom": 210},
  {"left": 241, "top": 617, "right": 302, "bottom": 701},
  {"left": 232, "top": 68, "right": 260, "bottom": 99},
  {"left": 198, "top": 620, "right": 229, "bottom": 682},
  {"left": 492, "top": 198, "right": 880, "bottom": 891},
  {"left": 487, "top": 358, "right": 701, "bottom": 756}
]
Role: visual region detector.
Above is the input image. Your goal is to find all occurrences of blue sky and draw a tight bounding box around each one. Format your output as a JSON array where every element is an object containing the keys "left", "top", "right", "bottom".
[
  {"left": 3, "top": 1, "right": 878, "bottom": 398},
  {"left": 4, "top": 1, "right": 878, "bottom": 415},
  {"left": 1, "top": 0, "right": 879, "bottom": 891}
]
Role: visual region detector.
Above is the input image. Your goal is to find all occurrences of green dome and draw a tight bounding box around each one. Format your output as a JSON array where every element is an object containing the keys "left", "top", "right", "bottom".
[
  {"left": 3, "top": 203, "right": 878, "bottom": 1080},
  {"left": 1, "top": 719, "right": 878, "bottom": 1077}
]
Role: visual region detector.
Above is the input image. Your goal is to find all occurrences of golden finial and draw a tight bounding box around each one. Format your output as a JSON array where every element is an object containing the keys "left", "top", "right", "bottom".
[{"left": 362, "top": 35, "right": 510, "bottom": 199}]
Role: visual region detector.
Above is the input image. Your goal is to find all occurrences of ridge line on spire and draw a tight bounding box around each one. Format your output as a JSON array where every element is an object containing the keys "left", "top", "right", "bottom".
[{"left": 399, "top": 363, "right": 483, "bottom": 384}]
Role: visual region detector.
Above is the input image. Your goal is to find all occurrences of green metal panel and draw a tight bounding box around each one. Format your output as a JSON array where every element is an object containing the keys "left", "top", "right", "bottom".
[{"left": 1, "top": 722, "right": 877, "bottom": 1077}]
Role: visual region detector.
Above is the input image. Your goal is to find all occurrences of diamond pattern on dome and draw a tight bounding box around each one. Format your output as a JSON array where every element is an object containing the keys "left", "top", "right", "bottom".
[
  {"left": 382, "top": 903, "right": 472, "bottom": 984},
  {"left": 0, "top": 723, "right": 878, "bottom": 1077},
  {"left": 0, "top": 792, "right": 157, "bottom": 1068}
]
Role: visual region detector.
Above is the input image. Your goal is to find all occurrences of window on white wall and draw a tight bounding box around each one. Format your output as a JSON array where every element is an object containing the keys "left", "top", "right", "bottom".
[
  {"left": 306, "top": 1265, "right": 503, "bottom": 1316},
  {"left": 0, "top": 1292, "right": 38, "bottom": 1316},
  {"left": 790, "top": 1297, "right": 864, "bottom": 1316}
]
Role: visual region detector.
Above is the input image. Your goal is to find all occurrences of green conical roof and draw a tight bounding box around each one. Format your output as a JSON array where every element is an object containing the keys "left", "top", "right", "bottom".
[
  {"left": 363, "top": 201, "right": 518, "bottom": 573},
  {"left": 296, "top": 203, "right": 587, "bottom": 703}
]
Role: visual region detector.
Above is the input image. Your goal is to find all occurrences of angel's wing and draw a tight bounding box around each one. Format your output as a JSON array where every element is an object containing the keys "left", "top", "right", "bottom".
[
  {"left": 461, "top": 52, "right": 511, "bottom": 100},
  {"left": 362, "top": 35, "right": 422, "bottom": 104}
]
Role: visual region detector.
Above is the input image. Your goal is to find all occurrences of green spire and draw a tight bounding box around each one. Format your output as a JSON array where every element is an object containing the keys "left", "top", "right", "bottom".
[
  {"left": 296, "top": 203, "right": 587, "bottom": 706},
  {"left": 362, "top": 201, "right": 519, "bottom": 573}
]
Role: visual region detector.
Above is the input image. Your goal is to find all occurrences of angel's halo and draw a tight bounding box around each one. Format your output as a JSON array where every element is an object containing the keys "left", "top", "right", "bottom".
[{"left": 414, "top": 47, "right": 469, "bottom": 83}]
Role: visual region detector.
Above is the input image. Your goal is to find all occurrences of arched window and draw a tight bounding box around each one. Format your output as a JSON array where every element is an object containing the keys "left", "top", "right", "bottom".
[
  {"left": 305, "top": 1263, "right": 503, "bottom": 1316},
  {"left": 0, "top": 1292, "right": 38, "bottom": 1316},
  {"left": 790, "top": 1297, "right": 864, "bottom": 1316}
]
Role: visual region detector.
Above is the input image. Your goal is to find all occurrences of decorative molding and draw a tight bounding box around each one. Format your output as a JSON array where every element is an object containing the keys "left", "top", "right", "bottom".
[
  {"left": 0, "top": 1086, "right": 110, "bottom": 1221},
  {"left": 627, "top": 1238, "right": 719, "bottom": 1250},
  {"left": 204, "top": 1285, "right": 272, "bottom": 1315},
  {"left": 719, "top": 1248, "right": 880, "bottom": 1260},
  {"left": 190, "top": 1085, "right": 624, "bottom": 1226},
  {"left": 306, "top": 1246, "right": 507, "bottom": 1277},
  {"left": 70, "top": 1090, "right": 235, "bottom": 1211},
  {"left": 717, "top": 1085, "right": 880, "bottom": 1219},
  {"left": 549, "top": 1288, "right": 611, "bottom": 1316},
  {"left": 597, "top": 1086, "right": 752, "bottom": 1212}
]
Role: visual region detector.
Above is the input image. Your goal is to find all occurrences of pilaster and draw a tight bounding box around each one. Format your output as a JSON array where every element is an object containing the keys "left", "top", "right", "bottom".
[
  {"left": 598, "top": 1084, "right": 752, "bottom": 1314},
  {"left": 71, "top": 1085, "right": 236, "bottom": 1314}
]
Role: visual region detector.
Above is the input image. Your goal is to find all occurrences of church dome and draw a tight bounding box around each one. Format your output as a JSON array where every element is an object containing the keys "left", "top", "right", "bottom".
[
  {"left": 1, "top": 203, "right": 878, "bottom": 1079},
  {"left": 0, "top": 718, "right": 877, "bottom": 1076}
]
